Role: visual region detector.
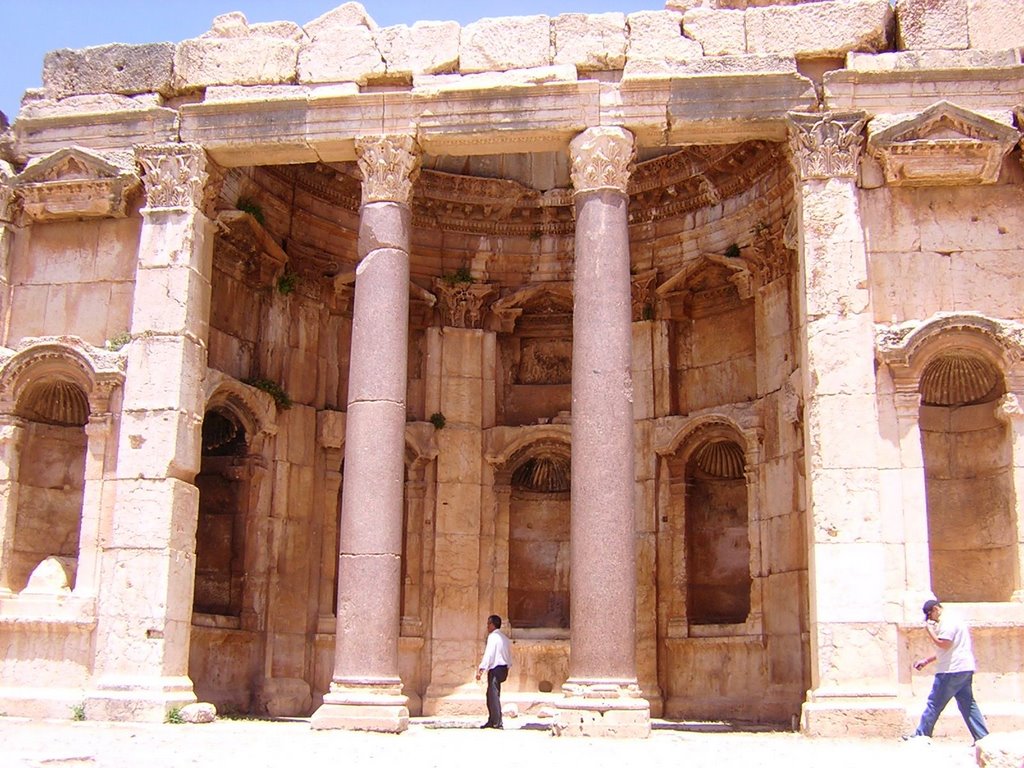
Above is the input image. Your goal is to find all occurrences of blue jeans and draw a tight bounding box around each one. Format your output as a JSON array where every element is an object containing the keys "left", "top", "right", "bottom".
[{"left": 916, "top": 671, "right": 989, "bottom": 741}]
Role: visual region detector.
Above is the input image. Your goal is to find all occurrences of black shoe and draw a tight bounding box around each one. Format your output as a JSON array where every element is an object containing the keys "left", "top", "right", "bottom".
[{"left": 480, "top": 723, "right": 493, "bottom": 729}]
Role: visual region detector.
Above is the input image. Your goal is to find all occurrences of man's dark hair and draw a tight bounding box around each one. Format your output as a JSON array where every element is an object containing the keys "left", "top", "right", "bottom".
[{"left": 488, "top": 614, "right": 502, "bottom": 629}]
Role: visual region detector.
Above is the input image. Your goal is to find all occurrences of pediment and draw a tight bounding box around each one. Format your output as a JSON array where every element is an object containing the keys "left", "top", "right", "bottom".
[
  {"left": 15, "top": 146, "right": 140, "bottom": 221},
  {"left": 867, "top": 101, "right": 1019, "bottom": 186},
  {"left": 491, "top": 283, "right": 573, "bottom": 333}
]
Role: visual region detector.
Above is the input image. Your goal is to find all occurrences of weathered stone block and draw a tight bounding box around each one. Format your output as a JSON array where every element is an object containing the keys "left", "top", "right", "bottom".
[
  {"left": 173, "top": 37, "right": 299, "bottom": 90},
  {"left": 553, "top": 13, "right": 628, "bottom": 70},
  {"left": 625, "top": 10, "right": 704, "bottom": 76},
  {"left": 746, "top": 0, "right": 894, "bottom": 57},
  {"left": 376, "top": 21, "right": 460, "bottom": 79},
  {"left": 896, "top": 0, "right": 969, "bottom": 51},
  {"left": 43, "top": 44, "right": 174, "bottom": 100},
  {"left": 460, "top": 16, "right": 552, "bottom": 74},
  {"left": 683, "top": 8, "right": 747, "bottom": 56},
  {"left": 967, "top": 0, "right": 1024, "bottom": 50}
]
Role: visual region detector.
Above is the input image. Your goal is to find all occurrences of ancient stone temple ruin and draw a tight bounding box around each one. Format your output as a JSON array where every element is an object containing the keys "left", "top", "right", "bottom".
[{"left": 0, "top": 0, "right": 1022, "bottom": 738}]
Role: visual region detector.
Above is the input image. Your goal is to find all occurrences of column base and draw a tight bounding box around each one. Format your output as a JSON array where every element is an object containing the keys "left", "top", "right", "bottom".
[
  {"left": 84, "top": 674, "right": 196, "bottom": 722},
  {"left": 554, "top": 681, "right": 651, "bottom": 738},
  {"left": 310, "top": 681, "right": 409, "bottom": 733}
]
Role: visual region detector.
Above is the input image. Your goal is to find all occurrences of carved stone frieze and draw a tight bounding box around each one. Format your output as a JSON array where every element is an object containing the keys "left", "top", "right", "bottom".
[
  {"left": 15, "top": 147, "right": 140, "bottom": 222},
  {"left": 749, "top": 221, "right": 793, "bottom": 285},
  {"left": 490, "top": 283, "right": 574, "bottom": 334},
  {"left": 866, "top": 101, "right": 1020, "bottom": 186},
  {"left": 355, "top": 135, "right": 421, "bottom": 206},
  {"left": 433, "top": 278, "right": 496, "bottom": 329},
  {"left": 213, "top": 210, "right": 288, "bottom": 290},
  {"left": 136, "top": 143, "right": 208, "bottom": 210},
  {"left": 517, "top": 339, "right": 572, "bottom": 385},
  {"left": 787, "top": 111, "right": 867, "bottom": 181},
  {"left": 570, "top": 126, "right": 635, "bottom": 195}
]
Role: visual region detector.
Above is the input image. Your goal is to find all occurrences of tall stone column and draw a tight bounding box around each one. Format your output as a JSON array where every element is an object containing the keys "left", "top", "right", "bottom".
[
  {"left": 996, "top": 379, "right": 1024, "bottom": 602},
  {"left": 788, "top": 113, "right": 902, "bottom": 736},
  {"left": 311, "top": 135, "right": 419, "bottom": 733},
  {"left": 558, "top": 126, "right": 650, "bottom": 738},
  {"left": 85, "top": 143, "right": 212, "bottom": 721}
]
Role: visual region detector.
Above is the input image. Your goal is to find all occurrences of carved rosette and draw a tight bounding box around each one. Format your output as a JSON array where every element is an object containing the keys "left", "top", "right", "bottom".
[
  {"left": 136, "top": 143, "right": 208, "bottom": 210},
  {"left": 570, "top": 127, "right": 635, "bottom": 195},
  {"left": 355, "top": 135, "right": 421, "bottom": 206},
  {"left": 433, "top": 279, "right": 495, "bottom": 329},
  {"left": 787, "top": 111, "right": 867, "bottom": 181}
]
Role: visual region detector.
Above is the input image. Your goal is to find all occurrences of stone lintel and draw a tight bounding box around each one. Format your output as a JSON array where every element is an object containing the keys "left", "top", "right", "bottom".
[
  {"left": 824, "top": 66, "right": 1024, "bottom": 115},
  {"left": 13, "top": 108, "right": 178, "bottom": 163}
]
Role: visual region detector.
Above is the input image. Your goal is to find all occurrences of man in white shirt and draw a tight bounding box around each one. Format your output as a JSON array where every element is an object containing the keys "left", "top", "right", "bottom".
[
  {"left": 476, "top": 614, "right": 512, "bottom": 729},
  {"left": 908, "top": 599, "right": 989, "bottom": 742}
]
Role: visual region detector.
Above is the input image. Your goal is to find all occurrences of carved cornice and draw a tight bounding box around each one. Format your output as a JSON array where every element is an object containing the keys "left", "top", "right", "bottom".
[
  {"left": 787, "top": 111, "right": 867, "bottom": 181},
  {"left": 136, "top": 143, "right": 208, "bottom": 210},
  {"left": 866, "top": 101, "right": 1020, "bottom": 187},
  {"left": 14, "top": 147, "right": 140, "bottom": 222},
  {"left": 355, "top": 135, "right": 421, "bottom": 206},
  {"left": 213, "top": 210, "right": 288, "bottom": 290},
  {"left": 570, "top": 126, "right": 635, "bottom": 195}
]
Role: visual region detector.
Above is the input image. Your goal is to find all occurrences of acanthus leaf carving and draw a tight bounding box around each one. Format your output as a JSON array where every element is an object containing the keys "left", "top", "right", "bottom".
[
  {"left": 787, "top": 111, "right": 867, "bottom": 181},
  {"left": 136, "top": 143, "right": 208, "bottom": 210},
  {"left": 355, "top": 135, "right": 421, "bottom": 206},
  {"left": 433, "top": 279, "right": 496, "bottom": 330},
  {"left": 570, "top": 126, "right": 635, "bottom": 195}
]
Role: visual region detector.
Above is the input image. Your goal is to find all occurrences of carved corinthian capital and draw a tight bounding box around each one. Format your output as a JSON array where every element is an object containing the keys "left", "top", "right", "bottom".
[
  {"left": 570, "top": 127, "right": 635, "bottom": 195},
  {"left": 787, "top": 111, "right": 867, "bottom": 181},
  {"left": 136, "top": 143, "right": 208, "bottom": 210},
  {"left": 355, "top": 135, "right": 421, "bottom": 206}
]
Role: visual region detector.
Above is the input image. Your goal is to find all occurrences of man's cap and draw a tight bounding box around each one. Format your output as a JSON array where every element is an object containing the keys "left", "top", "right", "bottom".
[{"left": 922, "top": 599, "right": 940, "bottom": 617}]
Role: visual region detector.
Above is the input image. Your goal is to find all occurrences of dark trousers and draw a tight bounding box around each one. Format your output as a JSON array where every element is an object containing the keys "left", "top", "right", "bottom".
[
  {"left": 486, "top": 665, "right": 509, "bottom": 726},
  {"left": 916, "top": 671, "right": 989, "bottom": 741}
]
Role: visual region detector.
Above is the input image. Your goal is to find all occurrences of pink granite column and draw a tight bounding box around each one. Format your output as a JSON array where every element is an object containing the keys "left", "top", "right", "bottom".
[
  {"left": 558, "top": 127, "right": 650, "bottom": 738},
  {"left": 311, "top": 135, "right": 419, "bottom": 733}
]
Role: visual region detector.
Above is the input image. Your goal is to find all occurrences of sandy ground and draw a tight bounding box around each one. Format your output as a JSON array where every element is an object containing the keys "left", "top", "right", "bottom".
[{"left": 0, "top": 716, "right": 979, "bottom": 768}]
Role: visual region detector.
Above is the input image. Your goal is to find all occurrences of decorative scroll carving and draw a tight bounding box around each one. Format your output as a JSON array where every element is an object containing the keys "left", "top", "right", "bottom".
[
  {"left": 866, "top": 101, "right": 1019, "bottom": 187},
  {"left": 136, "top": 143, "right": 208, "bottom": 210},
  {"left": 570, "top": 126, "right": 635, "bottom": 195},
  {"left": 787, "top": 111, "right": 867, "bottom": 181},
  {"left": 631, "top": 269, "right": 657, "bottom": 321},
  {"left": 15, "top": 147, "right": 140, "bottom": 222},
  {"left": 433, "top": 279, "right": 496, "bottom": 329},
  {"left": 355, "top": 135, "right": 420, "bottom": 206}
]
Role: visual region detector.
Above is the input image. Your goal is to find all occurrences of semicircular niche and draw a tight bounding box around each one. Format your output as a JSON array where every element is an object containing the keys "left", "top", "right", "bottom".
[
  {"left": 691, "top": 439, "right": 745, "bottom": 479},
  {"left": 919, "top": 353, "right": 1002, "bottom": 407},
  {"left": 512, "top": 455, "right": 571, "bottom": 493},
  {"left": 15, "top": 379, "right": 90, "bottom": 427}
]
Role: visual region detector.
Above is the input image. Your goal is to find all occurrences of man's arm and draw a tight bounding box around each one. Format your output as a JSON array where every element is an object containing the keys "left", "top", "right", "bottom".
[
  {"left": 476, "top": 634, "right": 495, "bottom": 680},
  {"left": 913, "top": 620, "right": 952, "bottom": 670}
]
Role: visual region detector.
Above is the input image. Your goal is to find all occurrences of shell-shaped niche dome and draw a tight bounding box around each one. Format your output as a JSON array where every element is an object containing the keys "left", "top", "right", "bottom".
[
  {"left": 920, "top": 353, "right": 1003, "bottom": 407},
  {"left": 202, "top": 408, "right": 247, "bottom": 456},
  {"left": 15, "top": 379, "right": 89, "bottom": 427},
  {"left": 512, "top": 455, "right": 571, "bottom": 493},
  {"left": 691, "top": 439, "right": 745, "bottom": 479}
]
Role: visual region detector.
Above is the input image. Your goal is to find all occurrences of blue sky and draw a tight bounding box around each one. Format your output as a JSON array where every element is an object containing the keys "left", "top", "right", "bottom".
[{"left": 1, "top": 0, "right": 660, "bottom": 121}]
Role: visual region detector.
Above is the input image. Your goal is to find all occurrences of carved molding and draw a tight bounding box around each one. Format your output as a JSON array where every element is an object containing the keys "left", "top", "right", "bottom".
[
  {"left": 136, "top": 143, "right": 208, "bottom": 210},
  {"left": 213, "top": 210, "right": 288, "bottom": 291},
  {"left": 570, "top": 126, "right": 635, "bottom": 195},
  {"left": 787, "top": 111, "right": 867, "bottom": 181},
  {"left": 355, "top": 135, "right": 421, "bottom": 206},
  {"left": 490, "top": 283, "right": 574, "bottom": 334},
  {"left": 866, "top": 101, "right": 1020, "bottom": 187},
  {"left": 433, "top": 279, "right": 496, "bottom": 329},
  {"left": 15, "top": 147, "right": 140, "bottom": 222}
]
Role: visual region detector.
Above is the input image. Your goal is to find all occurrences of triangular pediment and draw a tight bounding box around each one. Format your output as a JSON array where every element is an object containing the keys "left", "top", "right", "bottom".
[
  {"left": 867, "top": 102, "right": 1019, "bottom": 186},
  {"left": 490, "top": 283, "right": 573, "bottom": 333},
  {"left": 18, "top": 146, "right": 136, "bottom": 185},
  {"left": 14, "top": 146, "right": 139, "bottom": 221}
]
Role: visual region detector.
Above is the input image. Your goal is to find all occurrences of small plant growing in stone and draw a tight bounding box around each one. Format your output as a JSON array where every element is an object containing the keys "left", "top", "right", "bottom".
[
  {"left": 429, "top": 412, "right": 446, "bottom": 430},
  {"left": 71, "top": 703, "right": 85, "bottom": 721},
  {"left": 243, "top": 377, "right": 293, "bottom": 410},
  {"left": 236, "top": 196, "right": 265, "bottom": 226},
  {"left": 277, "top": 271, "right": 298, "bottom": 295},
  {"left": 165, "top": 706, "right": 184, "bottom": 724},
  {"left": 724, "top": 243, "right": 741, "bottom": 259},
  {"left": 104, "top": 331, "right": 132, "bottom": 351},
  {"left": 441, "top": 266, "right": 473, "bottom": 286}
]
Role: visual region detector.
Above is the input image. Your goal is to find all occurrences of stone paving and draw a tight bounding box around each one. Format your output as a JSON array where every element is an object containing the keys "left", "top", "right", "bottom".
[{"left": 0, "top": 716, "right": 979, "bottom": 768}]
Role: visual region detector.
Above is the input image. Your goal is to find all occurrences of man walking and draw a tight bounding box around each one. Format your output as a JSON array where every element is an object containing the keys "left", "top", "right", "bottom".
[
  {"left": 476, "top": 614, "right": 511, "bottom": 729},
  {"left": 908, "top": 599, "right": 989, "bottom": 743}
]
